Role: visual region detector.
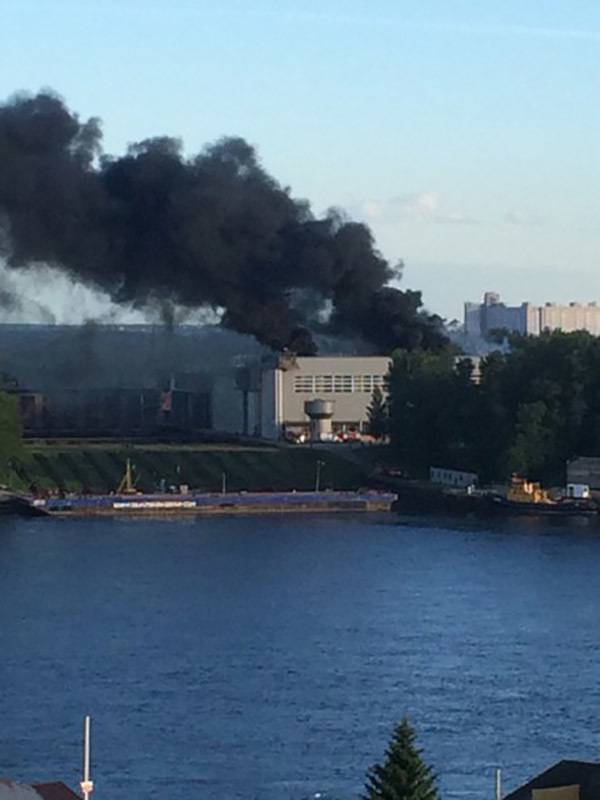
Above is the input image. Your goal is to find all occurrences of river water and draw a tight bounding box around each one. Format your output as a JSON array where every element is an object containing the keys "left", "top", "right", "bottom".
[{"left": 1, "top": 512, "right": 600, "bottom": 800}]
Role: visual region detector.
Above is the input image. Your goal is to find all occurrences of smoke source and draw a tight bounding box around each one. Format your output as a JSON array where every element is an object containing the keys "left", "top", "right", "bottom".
[{"left": 0, "top": 90, "right": 445, "bottom": 353}]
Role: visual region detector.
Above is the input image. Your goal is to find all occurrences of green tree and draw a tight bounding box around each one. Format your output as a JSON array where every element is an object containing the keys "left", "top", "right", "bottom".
[
  {"left": 387, "top": 330, "right": 600, "bottom": 483},
  {"left": 0, "top": 391, "right": 23, "bottom": 483},
  {"left": 363, "top": 717, "right": 439, "bottom": 800},
  {"left": 388, "top": 348, "right": 479, "bottom": 475},
  {"left": 367, "top": 386, "right": 388, "bottom": 439},
  {"left": 508, "top": 400, "right": 553, "bottom": 477}
]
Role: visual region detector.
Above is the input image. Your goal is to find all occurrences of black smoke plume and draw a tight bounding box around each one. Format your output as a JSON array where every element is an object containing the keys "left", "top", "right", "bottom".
[{"left": 0, "top": 91, "right": 446, "bottom": 353}]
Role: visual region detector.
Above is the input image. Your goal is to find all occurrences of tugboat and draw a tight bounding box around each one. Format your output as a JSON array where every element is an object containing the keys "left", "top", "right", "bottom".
[{"left": 489, "top": 475, "right": 597, "bottom": 516}]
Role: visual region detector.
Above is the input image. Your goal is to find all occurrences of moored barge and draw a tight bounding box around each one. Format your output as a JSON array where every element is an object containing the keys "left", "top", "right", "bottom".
[{"left": 32, "top": 489, "right": 397, "bottom": 516}]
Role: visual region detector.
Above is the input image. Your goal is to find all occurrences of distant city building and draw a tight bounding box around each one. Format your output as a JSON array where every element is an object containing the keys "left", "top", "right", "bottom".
[
  {"left": 464, "top": 292, "right": 600, "bottom": 338},
  {"left": 259, "top": 354, "right": 391, "bottom": 441}
]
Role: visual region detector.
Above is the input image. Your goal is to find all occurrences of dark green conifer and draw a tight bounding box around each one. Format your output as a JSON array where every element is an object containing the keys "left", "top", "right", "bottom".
[
  {"left": 363, "top": 717, "right": 439, "bottom": 800},
  {"left": 367, "top": 386, "right": 388, "bottom": 439}
]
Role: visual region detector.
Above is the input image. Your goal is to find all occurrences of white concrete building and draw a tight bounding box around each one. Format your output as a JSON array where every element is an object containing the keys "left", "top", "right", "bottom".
[
  {"left": 464, "top": 292, "right": 600, "bottom": 338},
  {"left": 259, "top": 354, "right": 391, "bottom": 440}
]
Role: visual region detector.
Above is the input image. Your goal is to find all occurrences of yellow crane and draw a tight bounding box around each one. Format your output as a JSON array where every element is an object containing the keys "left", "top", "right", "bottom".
[{"left": 116, "top": 459, "right": 137, "bottom": 494}]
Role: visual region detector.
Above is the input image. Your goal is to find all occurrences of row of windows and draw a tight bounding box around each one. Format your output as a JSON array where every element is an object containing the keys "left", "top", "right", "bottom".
[{"left": 293, "top": 374, "right": 386, "bottom": 394}]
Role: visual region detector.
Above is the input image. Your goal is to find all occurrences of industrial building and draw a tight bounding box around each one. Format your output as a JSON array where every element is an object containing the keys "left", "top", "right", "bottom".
[
  {"left": 258, "top": 354, "right": 391, "bottom": 441},
  {"left": 0, "top": 323, "right": 392, "bottom": 441},
  {"left": 0, "top": 324, "right": 218, "bottom": 437},
  {"left": 464, "top": 292, "right": 600, "bottom": 338},
  {"left": 13, "top": 380, "right": 212, "bottom": 437}
]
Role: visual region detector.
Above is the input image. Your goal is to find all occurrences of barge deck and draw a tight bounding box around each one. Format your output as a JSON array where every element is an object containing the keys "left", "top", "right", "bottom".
[{"left": 32, "top": 490, "right": 397, "bottom": 516}]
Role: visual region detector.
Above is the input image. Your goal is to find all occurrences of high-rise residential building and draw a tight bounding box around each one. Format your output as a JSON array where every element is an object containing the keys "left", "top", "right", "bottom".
[{"left": 464, "top": 293, "right": 600, "bottom": 338}]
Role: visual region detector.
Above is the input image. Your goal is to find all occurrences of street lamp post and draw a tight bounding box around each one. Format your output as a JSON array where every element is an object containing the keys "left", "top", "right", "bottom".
[
  {"left": 315, "top": 460, "right": 325, "bottom": 492},
  {"left": 80, "top": 715, "right": 94, "bottom": 800}
]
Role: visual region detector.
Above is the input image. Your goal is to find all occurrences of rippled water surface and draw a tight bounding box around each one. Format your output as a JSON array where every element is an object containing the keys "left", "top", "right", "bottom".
[{"left": 2, "top": 512, "right": 600, "bottom": 799}]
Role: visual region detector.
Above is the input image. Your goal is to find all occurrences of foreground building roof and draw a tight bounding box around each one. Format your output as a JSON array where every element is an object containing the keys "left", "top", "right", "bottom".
[
  {"left": 505, "top": 760, "right": 600, "bottom": 800},
  {"left": 0, "top": 781, "right": 80, "bottom": 800}
]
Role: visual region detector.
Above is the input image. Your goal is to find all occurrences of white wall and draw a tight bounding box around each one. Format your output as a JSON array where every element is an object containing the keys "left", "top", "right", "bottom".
[{"left": 260, "top": 356, "right": 391, "bottom": 438}]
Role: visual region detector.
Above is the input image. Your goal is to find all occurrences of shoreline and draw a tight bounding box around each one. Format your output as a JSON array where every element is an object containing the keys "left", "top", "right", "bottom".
[{"left": 390, "top": 483, "right": 598, "bottom": 518}]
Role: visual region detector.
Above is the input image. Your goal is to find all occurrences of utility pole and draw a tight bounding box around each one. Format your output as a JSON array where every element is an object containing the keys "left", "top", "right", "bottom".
[
  {"left": 495, "top": 768, "right": 502, "bottom": 800},
  {"left": 221, "top": 471, "right": 227, "bottom": 494}
]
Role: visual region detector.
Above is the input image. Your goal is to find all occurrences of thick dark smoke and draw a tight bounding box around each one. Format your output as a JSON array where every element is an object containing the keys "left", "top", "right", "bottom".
[{"left": 0, "top": 91, "right": 446, "bottom": 353}]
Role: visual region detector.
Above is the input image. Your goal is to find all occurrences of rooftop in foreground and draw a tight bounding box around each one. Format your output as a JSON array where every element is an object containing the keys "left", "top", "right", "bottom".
[
  {"left": 0, "top": 781, "right": 80, "bottom": 800},
  {"left": 504, "top": 760, "right": 600, "bottom": 800}
]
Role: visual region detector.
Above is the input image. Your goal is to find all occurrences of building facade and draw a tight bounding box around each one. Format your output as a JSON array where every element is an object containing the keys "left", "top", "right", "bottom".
[
  {"left": 259, "top": 355, "right": 391, "bottom": 440},
  {"left": 430, "top": 467, "right": 478, "bottom": 488},
  {"left": 464, "top": 292, "right": 600, "bottom": 338},
  {"left": 11, "top": 380, "right": 212, "bottom": 437}
]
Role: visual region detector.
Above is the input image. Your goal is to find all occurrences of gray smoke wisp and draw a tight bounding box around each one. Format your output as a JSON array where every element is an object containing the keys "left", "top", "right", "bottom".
[
  {"left": 0, "top": 262, "right": 56, "bottom": 323},
  {"left": 0, "top": 90, "right": 445, "bottom": 353}
]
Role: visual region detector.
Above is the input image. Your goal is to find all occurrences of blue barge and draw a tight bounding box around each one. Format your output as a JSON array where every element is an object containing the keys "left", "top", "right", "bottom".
[{"left": 32, "top": 490, "right": 397, "bottom": 516}]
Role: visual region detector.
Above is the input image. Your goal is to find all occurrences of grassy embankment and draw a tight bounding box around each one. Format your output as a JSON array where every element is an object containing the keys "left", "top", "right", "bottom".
[{"left": 9, "top": 441, "right": 372, "bottom": 494}]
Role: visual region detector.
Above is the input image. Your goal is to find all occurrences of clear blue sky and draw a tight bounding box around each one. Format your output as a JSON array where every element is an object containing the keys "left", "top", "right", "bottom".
[{"left": 1, "top": 0, "right": 600, "bottom": 321}]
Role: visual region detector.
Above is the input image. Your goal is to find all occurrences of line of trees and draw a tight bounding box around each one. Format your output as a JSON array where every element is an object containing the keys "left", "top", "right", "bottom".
[{"left": 385, "top": 331, "right": 600, "bottom": 483}]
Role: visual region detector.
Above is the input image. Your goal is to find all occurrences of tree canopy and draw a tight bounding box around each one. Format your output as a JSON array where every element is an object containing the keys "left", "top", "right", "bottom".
[{"left": 388, "top": 331, "right": 600, "bottom": 483}]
